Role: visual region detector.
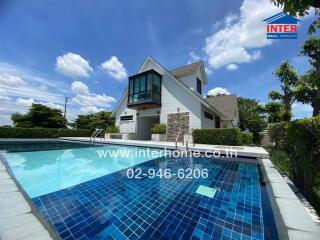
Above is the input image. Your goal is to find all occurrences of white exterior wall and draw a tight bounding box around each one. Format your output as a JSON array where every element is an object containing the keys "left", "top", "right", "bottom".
[
  {"left": 177, "top": 67, "right": 205, "bottom": 94},
  {"left": 201, "top": 105, "right": 216, "bottom": 129},
  {"left": 178, "top": 74, "right": 197, "bottom": 91},
  {"left": 114, "top": 94, "right": 137, "bottom": 133}
]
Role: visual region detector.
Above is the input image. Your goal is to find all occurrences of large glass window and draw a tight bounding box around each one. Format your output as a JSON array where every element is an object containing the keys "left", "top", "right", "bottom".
[
  {"left": 128, "top": 70, "right": 162, "bottom": 105},
  {"left": 152, "top": 74, "right": 161, "bottom": 102}
]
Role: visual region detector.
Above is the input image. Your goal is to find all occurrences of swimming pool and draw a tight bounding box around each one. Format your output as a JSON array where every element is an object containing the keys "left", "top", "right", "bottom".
[
  {"left": 1, "top": 142, "right": 163, "bottom": 197},
  {"left": 0, "top": 141, "right": 278, "bottom": 240}
]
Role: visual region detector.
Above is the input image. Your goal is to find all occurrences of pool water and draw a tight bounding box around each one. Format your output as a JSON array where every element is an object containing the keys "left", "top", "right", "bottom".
[
  {"left": 1, "top": 142, "right": 278, "bottom": 240},
  {"left": 2, "top": 142, "right": 163, "bottom": 197}
]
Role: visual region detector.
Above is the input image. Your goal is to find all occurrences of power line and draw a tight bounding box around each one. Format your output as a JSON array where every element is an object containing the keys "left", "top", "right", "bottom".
[
  {"left": 0, "top": 86, "right": 66, "bottom": 104},
  {"left": 0, "top": 85, "right": 65, "bottom": 97}
]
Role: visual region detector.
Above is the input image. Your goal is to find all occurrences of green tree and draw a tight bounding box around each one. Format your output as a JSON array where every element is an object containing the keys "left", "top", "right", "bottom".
[
  {"left": 296, "top": 36, "right": 320, "bottom": 116},
  {"left": 270, "top": 0, "right": 320, "bottom": 34},
  {"left": 11, "top": 104, "right": 67, "bottom": 128},
  {"left": 70, "top": 115, "right": 92, "bottom": 129},
  {"left": 238, "top": 97, "right": 267, "bottom": 144},
  {"left": 71, "top": 111, "right": 114, "bottom": 130},
  {"left": 264, "top": 102, "right": 285, "bottom": 123},
  {"left": 269, "top": 61, "right": 299, "bottom": 121}
]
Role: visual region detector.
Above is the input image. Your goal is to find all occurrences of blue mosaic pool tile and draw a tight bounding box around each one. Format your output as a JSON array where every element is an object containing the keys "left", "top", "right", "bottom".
[{"left": 32, "top": 157, "right": 266, "bottom": 240}]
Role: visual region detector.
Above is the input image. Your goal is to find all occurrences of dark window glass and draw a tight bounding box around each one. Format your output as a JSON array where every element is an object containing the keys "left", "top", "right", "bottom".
[
  {"left": 197, "top": 78, "right": 202, "bottom": 94},
  {"left": 140, "top": 75, "right": 146, "bottom": 92},
  {"left": 215, "top": 116, "right": 221, "bottom": 128},
  {"left": 153, "top": 74, "right": 161, "bottom": 93},
  {"left": 120, "top": 115, "right": 133, "bottom": 121},
  {"left": 129, "top": 79, "right": 134, "bottom": 103},
  {"left": 153, "top": 74, "right": 161, "bottom": 102},
  {"left": 204, "top": 111, "right": 213, "bottom": 120},
  {"left": 147, "top": 73, "right": 152, "bottom": 91}
]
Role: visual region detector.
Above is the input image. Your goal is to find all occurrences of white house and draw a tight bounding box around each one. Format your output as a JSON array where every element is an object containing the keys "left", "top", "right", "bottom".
[{"left": 111, "top": 56, "right": 239, "bottom": 141}]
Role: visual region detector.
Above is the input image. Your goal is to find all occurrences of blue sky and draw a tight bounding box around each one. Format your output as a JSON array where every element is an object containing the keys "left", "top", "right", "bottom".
[{"left": 0, "top": 0, "right": 317, "bottom": 125}]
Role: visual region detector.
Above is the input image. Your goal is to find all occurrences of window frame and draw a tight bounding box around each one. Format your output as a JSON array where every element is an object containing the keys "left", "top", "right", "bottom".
[{"left": 127, "top": 69, "right": 162, "bottom": 106}]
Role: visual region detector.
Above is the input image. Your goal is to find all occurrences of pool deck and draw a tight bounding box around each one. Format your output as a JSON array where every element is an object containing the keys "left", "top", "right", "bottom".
[
  {"left": 60, "top": 137, "right": 270, "bottom": 159},
  {"left": 0, "top": 159, "right": 56, "bottom": 240}
]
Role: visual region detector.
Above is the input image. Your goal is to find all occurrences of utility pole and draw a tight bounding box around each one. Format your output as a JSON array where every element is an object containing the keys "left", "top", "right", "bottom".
[{"left": 64, "top": 95, "right": 69, "bottom": 119}]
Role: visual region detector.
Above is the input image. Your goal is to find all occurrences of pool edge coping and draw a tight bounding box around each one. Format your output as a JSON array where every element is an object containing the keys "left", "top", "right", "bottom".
[
  {"left": 0, "top": 152, "right": 61, "bottom": 240},
  {"left": 59, "top": 137, "right": 269, "bottom": 159},
  {"left": 260, "top": 158, "right": 320, "bottom": 240}
]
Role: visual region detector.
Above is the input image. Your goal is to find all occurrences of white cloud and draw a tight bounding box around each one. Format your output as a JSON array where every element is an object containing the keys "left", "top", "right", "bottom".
[
  {"left": 204, "top": 0, "right": 280, "bottom": 69},
  {"left": 0, "top": 89, "right": 11, "bottom": 101},
  {"left": 71, "top": 81, "right": 89, "bottom": 95},
  {"left": 187, "top": 51, "right": 201, "bottom": 64},
  {"left": 0, "top": 73, "right": 25, "bottom": 87},
  {"left": 0, "top": 61, "right": 71, "bottom": 125},
  {"left": 72, "top": 94, "right": 116, "bottom": 109},
  {"left": 0, "top": 62, "right": 66, "bottom": 103},
  {"left": 79, "top": 106, "right": 104, "bottom": 114},
  {"left": 16, "top": 98, "right": 34, "bottom": 107},
  {"left": 56, "top": 52, "right": 93, "bottom": 78},
  {"left": 39, "top": 101, "right": 64, "bottom": 110},
  {"left": 15, "top": 98, "right": 64, "bottom": 111},
  {"left": 100, "top": 56, "right": 127, "bottom": 81},
  {"left": 70, "top": 81, "right": 116, "bottom": 114},
  {"left": 226, "top": 64, "right": 239, "bottom": 71},
  {"left": 224, "top": 13, "right": 237, "bottom": 26},
  {"left": 205, "top": 67, "right": 212, "bottom": 76},
  {"left": 207, "top": 87, "right": 231, "bottom": 96}
]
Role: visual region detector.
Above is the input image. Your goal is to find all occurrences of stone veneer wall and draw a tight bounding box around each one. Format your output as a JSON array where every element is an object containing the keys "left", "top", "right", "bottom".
[{"left": 167, "top": 112, "right": 189, "bottom": 142}]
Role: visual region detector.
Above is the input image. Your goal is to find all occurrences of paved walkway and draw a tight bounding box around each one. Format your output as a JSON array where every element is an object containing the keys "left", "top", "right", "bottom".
[
  {"left": 0, "top": 160, "right": 54, "bottom": 240},
  {"left": 60, "top": 137, "right": 269, "bottom": 159}
]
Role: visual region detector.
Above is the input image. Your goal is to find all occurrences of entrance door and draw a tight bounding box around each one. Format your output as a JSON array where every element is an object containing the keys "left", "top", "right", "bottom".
[{"left": 136, "top": 115, "right": 160, "bottom": 140}]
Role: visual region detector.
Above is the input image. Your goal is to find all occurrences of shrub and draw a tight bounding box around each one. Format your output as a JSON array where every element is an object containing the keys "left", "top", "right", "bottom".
[
  {"left": 151, "top": 123, "right": 166, "bottom": 134},
  {"left": 268, "top": 116, "right": 320, "bottom": 212},
  {"left": 267, "top": 121, "right": 289, "bottom": 147},
  {"left": 241, "top": 132, "right": 253, "bottom": 145},
  {"left": 106, "top": 125, "right": 120, "bottom": 133},
  {"left": 0, "top": 127, "right": 90, "bottom": 138},
  {"left": 193, "top": 128, "right": 252, "bottom": 146},
  {"left": 58, "top": 128, "right": 91, "bottom": 137}
]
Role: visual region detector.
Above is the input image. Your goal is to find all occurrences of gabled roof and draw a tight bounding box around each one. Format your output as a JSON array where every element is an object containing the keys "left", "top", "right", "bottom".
[
  {"left": 170, "top": 61, "right": 208, "bottom": 84},
  {"left": 170, "top": 61, "right": 201, "bottom": 77},
  {"left": 111, "top": 56, "right": 225, "bottom": 118},
  {"left": 263, "top": 12, "right": 300, "bottom": 24},
  {"left": 206, "top": 94, "right": 238, "bottom": 120}
]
